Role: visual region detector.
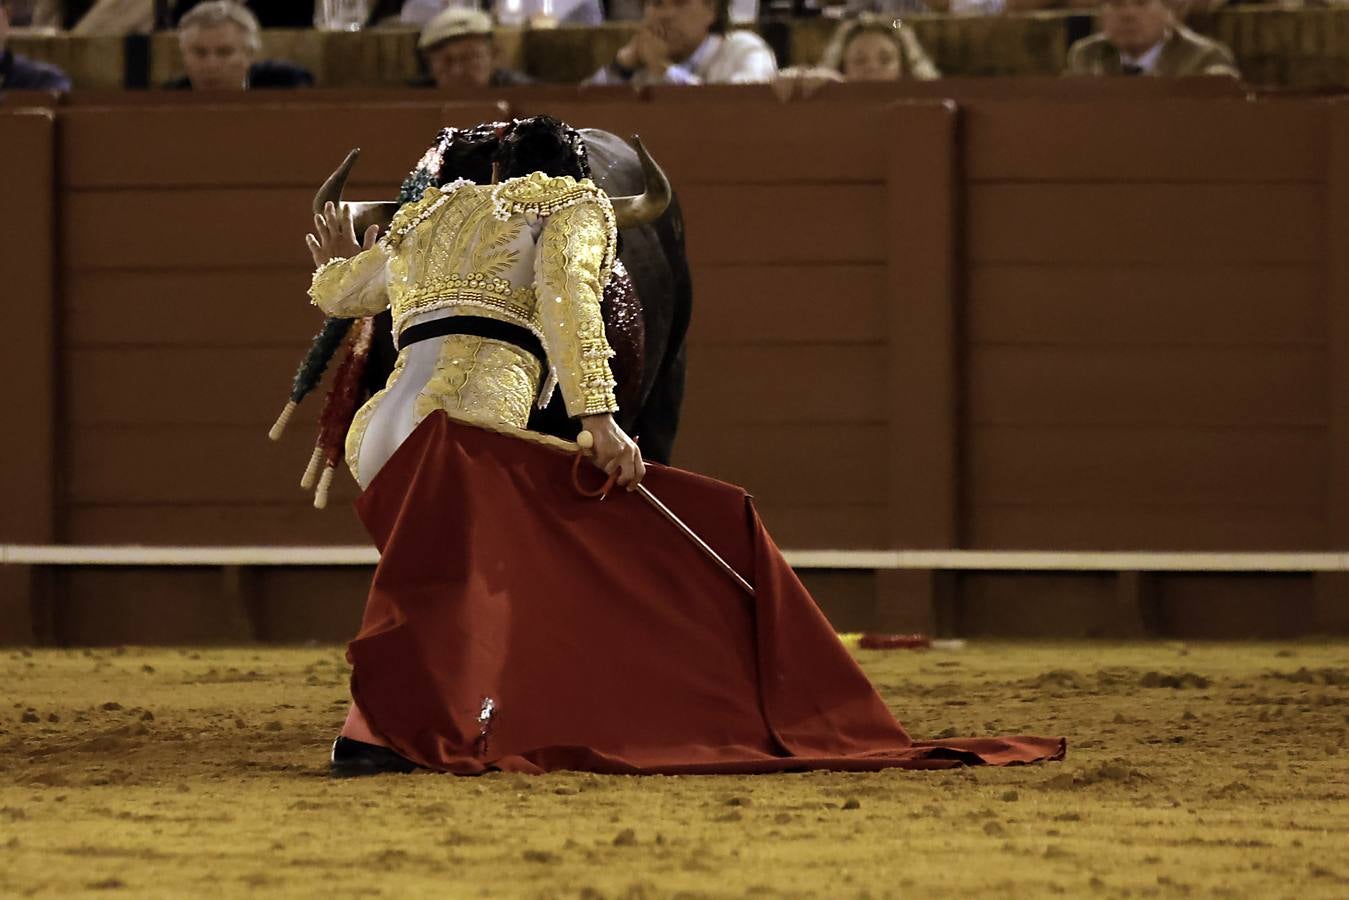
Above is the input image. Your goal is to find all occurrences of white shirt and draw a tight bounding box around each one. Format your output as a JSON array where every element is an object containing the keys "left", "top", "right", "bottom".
[
  {"left": 590, "top": 30, "right": 778, "bottom": 86},
  {"left": 1120, "top": 37, "right": 1167, "bottom": 74}
]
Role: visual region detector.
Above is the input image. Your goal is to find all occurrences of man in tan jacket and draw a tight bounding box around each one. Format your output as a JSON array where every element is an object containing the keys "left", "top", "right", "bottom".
[{"left": 1066, "top": 0, "right": 1240, "bottom": 78}]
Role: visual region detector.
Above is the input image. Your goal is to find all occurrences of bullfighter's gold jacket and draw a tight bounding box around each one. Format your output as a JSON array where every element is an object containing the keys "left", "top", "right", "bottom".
[{"left": 308, "top": 172, "right": 620, "bottom": 421}]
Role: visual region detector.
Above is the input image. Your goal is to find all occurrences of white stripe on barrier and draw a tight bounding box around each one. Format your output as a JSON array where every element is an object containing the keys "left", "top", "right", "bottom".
[{"left": 1, "top": 545, "right": 1347, "bottom": 572}]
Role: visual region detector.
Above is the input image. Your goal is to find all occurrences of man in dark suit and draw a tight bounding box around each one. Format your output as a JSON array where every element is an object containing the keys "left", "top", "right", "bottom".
[
  {"left": 162, "top": 0, "right": 313, "bottom": 90},
  {"left": 1067, "top": 0, "right": 1239, "bottom": 79},
  {"left": 0, "top": 0, "right": 72, "bottom": 91}
]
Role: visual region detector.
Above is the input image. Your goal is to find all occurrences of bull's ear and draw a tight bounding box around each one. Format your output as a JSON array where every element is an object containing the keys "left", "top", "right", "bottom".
[
  {"left": 313, "top": 148, "right": 397, "bottom": 236},
  {"left": 611, "top": 135, "right": 671, "bottom": 229}
]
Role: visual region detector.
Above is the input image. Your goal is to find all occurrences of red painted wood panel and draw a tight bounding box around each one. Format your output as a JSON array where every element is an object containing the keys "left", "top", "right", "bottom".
[
  {"left": 968, "top": 346, "right": 1327, "bottom": 427},
  {"left": 967, "top": 425, "right": 1324, "bottom": 507},
  {"left": 968, "top": 184, "right": 1322, "bottom": 265},
  {"left": 966, "top": 101, "right": 1326, "bottom": 183},
  {"left": 0, "top": 111, "right": 57, "bottom": 544},
  {"left": 968, "top": 264, "right": 1323, "bottom": 346}
]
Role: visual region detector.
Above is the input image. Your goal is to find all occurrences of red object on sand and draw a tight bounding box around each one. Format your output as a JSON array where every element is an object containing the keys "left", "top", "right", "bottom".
[
  {"left": 860, "top": 633, "right": 933, "bottom": 650},
  {"left": 347, "top": 413, "right": 1066, "bottom": 775}
]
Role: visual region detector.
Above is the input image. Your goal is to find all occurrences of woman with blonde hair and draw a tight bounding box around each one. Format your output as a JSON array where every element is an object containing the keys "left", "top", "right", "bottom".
[
  {"left": 822, "top": 14, "right": 940, "bottom": 80},
  {"left": 775, "top": 14, "right": 940, "bottom": 100}
]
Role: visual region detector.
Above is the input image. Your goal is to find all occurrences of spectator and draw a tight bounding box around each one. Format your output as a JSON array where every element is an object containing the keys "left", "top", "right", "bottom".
[
  {"left": 589, "top": 0, "right": 777, "bottom": 86},
  {"left": 1066, "top": 0, "right": 1239, "bottom": 77},
  {"left": 0, "top": 0, "right": 72, "bottom": 89},
  {"left": 774, "top": 15, "right": 937, "bottom": 101},
  {"left": 824, "top": 14, "right": 938, "bottom": 80},
  {"left": 164, "top": 1, "right": 314, "bottom": 89},
  {"left": 415, "top": 8, "right": 529, "bottom": 89}
]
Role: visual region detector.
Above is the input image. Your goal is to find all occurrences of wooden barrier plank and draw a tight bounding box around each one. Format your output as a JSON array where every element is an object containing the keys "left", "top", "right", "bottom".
[
  {"left": 64, "top": 499, "right": 887, "bottom": 550},
  {"left": 1326, "top": 104, "right": 1349, "bottom": 546},
  {"left": 538, "top": 101, "right": 890, "bottom": 185},
  {"left": 750, "top": 504, "right": 889, "bottom": 551},
  {"left": 670, "top": 423, "right": 887, "bottom": 505},
  {"left": 885, "top": 102, "right": 959, "bottom": 548},
  {"left": 968, "top": 345, "right": 1326, "bottom": 426},
  {"left": 66, "top": 504, "right": 369, "bottom": 545},
  {"left": 65, "top": 269, "right": 321, "bottom": 346},
  {"left": 0, "top": 111, "right": 56, "bottom": 545},
  {"left": 59, "top": 103, "right": 494, "bottom": 189},
  {"left": 968, "top": 264, "right": 1322, "bottom": 345},
  {"left": 968, "top": 183, "right": 1322, "bottom": 265},
  {"left": 681, "top": 345, "right": 885, "bottom": 425},
  {"left": 66, "top": 424, "right": 359, "bottom": 506},
  {"left": 66, "top": 421, "right": 883, "bottom": 507},
  {"left": 56, "top": 569, "right": 256, "bottom": 644},
  {"left": 689, "top": 265, "right": 883, "bottom": 344},
  {"left": 66, "top": 265, "right": 875, "bottom": 350},
  {"left": 64, "top": 188, "right": 318, "bottom": 270},
  {"left": 968, "top": 504, "right": 1325, "bottom": 551},
  {"left": 68, "top": 347, "right": 319, "bottom": 425},
  {"left": 966, "top": 101, "right": 1326, "bottom": 183},
  {"left": 680, "top": 185, "right": 884, "bottom": 265},
  {"left": 967, "top": 425, "right": 1324, "bottom": 506},
  {"left": 68, "top": 343, "right": 884, "bottom": 427},
  {"left": 0, "top": 90, "right": 61, "bottom": 108},
  {"left": 63, "top": 183, "right": 880, "bottom": 269}
]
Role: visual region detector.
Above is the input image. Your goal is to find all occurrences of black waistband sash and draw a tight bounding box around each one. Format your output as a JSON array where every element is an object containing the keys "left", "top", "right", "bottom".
[{"left": 398, "top": 315, "right": 546, "bottom": 367}]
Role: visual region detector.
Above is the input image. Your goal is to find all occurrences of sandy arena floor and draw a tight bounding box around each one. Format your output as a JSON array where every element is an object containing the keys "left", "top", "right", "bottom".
[{"left": 1, "top": 641, "right": 1346, "bottom": 899}]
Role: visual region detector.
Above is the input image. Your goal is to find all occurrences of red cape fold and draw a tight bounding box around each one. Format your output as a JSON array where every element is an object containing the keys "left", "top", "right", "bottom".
[{"left": 347, "top": 413, "right": 1066, "bottom": 775}]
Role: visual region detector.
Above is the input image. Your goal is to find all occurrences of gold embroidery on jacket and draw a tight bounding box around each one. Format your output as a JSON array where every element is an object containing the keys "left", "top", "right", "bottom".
[
  {"left": 413, "top": 336, "right": 541, "bottom": 430},
  {"left": 535, "top": 200, "right": 619, "bottom": 417}
]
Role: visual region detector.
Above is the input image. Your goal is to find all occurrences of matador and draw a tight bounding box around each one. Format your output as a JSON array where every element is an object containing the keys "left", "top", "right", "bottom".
[{"left": 296, "top": 117, "right": 1065, "bottom": 777}]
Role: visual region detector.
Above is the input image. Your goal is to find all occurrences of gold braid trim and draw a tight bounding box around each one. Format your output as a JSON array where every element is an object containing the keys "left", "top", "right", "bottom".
[
  {"left": 436, "top": 409, "right": 578, "bottom": 454},
  {"left": 492, "top": 173, "right": 618, "bottom": 287},
  {"left": 307, "top": 247, "right": 389, "bottom": 317},
  {"left": 380, "top": 180, "right": 474, "bottom": 252},
  {"left": 535, "top": 199, "right": 619, "bottom": 418}
]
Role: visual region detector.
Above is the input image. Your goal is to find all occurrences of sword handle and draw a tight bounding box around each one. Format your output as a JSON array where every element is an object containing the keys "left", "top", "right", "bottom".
[{"left": 572, "top": 450, "right": 618, "bottom": 499}]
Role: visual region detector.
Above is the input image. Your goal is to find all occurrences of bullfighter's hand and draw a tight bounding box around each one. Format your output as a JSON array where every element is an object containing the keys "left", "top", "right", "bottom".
[
  {"left": 306, "top": 201, "right": 379, "bottom": 267},
  {"left": 580, "top": 413, "right": 646, "bottom": 490}
]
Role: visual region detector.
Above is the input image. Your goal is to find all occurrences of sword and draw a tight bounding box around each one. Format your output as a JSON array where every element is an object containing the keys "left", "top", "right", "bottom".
[{"left": 576, "top": 431, "right": 756, "bottom": 598}]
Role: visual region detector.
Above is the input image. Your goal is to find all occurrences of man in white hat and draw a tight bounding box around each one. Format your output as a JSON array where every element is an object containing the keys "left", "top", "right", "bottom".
[{"left": 417, "top": 7, "right": 530, "bottom": 90}]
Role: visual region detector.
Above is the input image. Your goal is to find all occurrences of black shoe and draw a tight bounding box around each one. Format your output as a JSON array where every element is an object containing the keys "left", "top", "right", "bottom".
[{"left": 329, "top": 736, "right": 421, "bottom": 778}]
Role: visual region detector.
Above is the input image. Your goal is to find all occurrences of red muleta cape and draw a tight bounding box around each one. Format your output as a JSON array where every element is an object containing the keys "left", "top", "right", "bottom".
[{"left": 347, "top": 413, "right": 1066, "bottom": 774}]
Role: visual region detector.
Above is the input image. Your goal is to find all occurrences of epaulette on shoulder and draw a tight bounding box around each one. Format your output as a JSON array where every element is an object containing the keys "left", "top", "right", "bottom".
[{"left": 490, "top": 172, "right": 609, "bottom": 222}]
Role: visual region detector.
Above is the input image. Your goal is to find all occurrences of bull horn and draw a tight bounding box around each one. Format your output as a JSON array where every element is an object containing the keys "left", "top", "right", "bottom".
[
  {"left": 611, "top": 136, "right": 671, "bottom": 229},
  {"left": 314, "top": 148, "right": 397, "bottom": 237}
]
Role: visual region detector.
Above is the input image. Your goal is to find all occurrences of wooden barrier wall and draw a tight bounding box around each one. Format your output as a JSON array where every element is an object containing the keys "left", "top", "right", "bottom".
[
  {"left": 3, "top": 84, "right": 1349, "bottom": 641},
  {"left": 962, "top": 100, "right": 1333, "bottom": 550}
]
